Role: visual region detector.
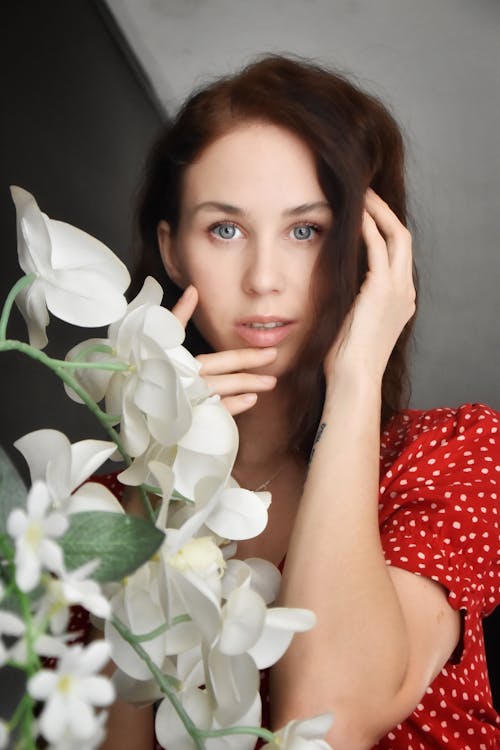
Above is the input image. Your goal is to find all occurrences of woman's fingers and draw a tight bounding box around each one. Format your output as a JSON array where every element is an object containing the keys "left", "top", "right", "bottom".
[
  {"left": 364, "top": 189, "right": 412, "bottom": 274},
  {"left": 197, "top": 347, "right": 277, "bottom": 376},
  {"left": 221, "top": 393, "right": 259, "bottom": 416},
  {"left": 362, "top": 209, "right": 390, "bottom": 275},
  {"left": 171, "top": 285, "right": 198, "bottom": 328},
  {"left": 198, "top": 347, "right": 278, "bottom": 414},
  {"left": 203, "top": 372, "right": 276, "bottom": 397}
]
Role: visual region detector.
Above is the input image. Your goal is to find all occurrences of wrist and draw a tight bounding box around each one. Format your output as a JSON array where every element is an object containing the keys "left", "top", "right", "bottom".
[{"left": 323, "top": 370, "right": 382, "bottom": 414}]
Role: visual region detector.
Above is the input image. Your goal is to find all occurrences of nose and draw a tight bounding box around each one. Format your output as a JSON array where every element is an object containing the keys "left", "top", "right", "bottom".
[{"left": 242, "top": 235, "right": 285, "bottom": 296}]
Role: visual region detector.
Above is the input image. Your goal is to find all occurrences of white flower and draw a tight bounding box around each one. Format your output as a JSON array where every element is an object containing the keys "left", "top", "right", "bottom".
[
  {"left": 0, "top": 720, "right": 9, "bottom": 750},
  {"left": 14, "top": 429, "right": 120, "bottom": 514},
  {"left": 38, "top": 560, "right": 111, "bottom": 635},
  {"left": 10, "top": 186, "right": 130, "bottom": 349},
  {"left": 28, "top": 640, "right": 115, "bottom": 744},
  {"left": 0, "top": 607, "right": 25, "bottom": 667},
  {"left": 65, "top": 277, "right": 195, "bottom": 457},
  {"left": 0, "top": 582, "right": 26, "bottom": 667},
  {"left": 155, "top": 687, "right": 212, "bottom": 750},
  {"left": 7, "top": 481, "right": 67, "bottom": 591},
  {"left": 47, "top": 710, "right": 108, "bottom": 750},
  {"left": 263, "top": 715, "right": 334, "bottom": 750}
]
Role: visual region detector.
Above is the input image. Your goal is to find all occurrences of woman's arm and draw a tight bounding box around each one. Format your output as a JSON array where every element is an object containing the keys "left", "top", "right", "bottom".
[{"left": 271, "top": 192, "right": 460, "bottom": 749}]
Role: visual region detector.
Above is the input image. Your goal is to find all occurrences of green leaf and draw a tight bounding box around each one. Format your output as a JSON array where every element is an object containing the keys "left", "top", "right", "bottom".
[
  {"left": 0, "top": 444, "right": 27, "bottom": 536},
  {"left": 60, "top": 511, "right": 165, "bottom": 582}
]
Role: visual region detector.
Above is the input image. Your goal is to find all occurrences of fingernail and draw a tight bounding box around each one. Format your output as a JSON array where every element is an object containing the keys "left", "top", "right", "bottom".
[
  {"left": 261, "top": 347, "right": 277, "bottom": 357},
  {"left": 242, "top": 393, "right": 258, "bottom": 404},
  {"left": 259, "top": 376, "right": 276, "bottom": 386}
]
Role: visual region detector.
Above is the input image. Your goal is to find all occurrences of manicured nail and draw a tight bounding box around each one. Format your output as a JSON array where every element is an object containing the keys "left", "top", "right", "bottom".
[
  {"left": 242, "top": 393, "right": 258, "bottom": 404},
  {"left": 259, "top": 376, "right": 276, "bottom": 386}
]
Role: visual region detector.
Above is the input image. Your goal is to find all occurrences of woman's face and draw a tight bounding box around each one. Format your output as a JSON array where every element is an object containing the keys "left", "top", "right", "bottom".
[{"left": 158, "top": 121, "right": 333, "bottom": 377}]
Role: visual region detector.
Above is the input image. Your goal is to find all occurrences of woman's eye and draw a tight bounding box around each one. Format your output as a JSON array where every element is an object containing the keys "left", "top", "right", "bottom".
[
  {"left": 291, "top": 224, "right": 319, "bottom": 241},
  {"left": 210, "top": 222, "right": 242, "bottom": 240}
]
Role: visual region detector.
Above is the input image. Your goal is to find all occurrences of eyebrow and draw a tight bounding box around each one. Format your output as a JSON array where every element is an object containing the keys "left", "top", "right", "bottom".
[{"left": 189, "top": 200, "right": 331, "bottom": 218}]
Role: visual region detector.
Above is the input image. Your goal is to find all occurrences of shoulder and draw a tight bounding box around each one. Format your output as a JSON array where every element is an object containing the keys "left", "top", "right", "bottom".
[
  {"left": 380, "top": 402, "right": 500, "bottom": 470},
  {"left": 378, "top": 402, "right": 500, "bottom": 616}
]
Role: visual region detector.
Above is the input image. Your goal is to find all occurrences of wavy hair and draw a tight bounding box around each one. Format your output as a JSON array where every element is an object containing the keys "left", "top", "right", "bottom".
[{"left": 133, "top": 54, "right": 417, "bottom": 457}]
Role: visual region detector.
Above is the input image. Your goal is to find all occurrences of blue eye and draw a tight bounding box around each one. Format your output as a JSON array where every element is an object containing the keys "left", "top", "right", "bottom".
[
  {"left": 292, "top": 224, "right": 318, "bottom": 241},
  {"left": 210, "top": 223, "right": 242, "bottom": 240}
]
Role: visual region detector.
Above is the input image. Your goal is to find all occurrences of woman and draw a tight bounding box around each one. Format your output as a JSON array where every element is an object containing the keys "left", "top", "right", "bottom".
[{"left": 99, "top": 55, "right": 499, "bottom": 749}]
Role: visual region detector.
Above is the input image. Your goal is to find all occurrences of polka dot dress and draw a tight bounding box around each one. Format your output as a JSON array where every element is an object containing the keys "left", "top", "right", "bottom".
[
  {"left": 374, "top": 402, "right": 500, "bottom": 748},
  {"left": 66, "top": 403, "right": 499, "bottom": 749}
]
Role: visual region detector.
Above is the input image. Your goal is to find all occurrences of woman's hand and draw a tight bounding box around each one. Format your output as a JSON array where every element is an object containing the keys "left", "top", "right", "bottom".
[
  {"left": 171, "top": 286, "right": 278, "bottom": 415},
  {"left": 324, "top": 189, "right": 416, "bottom": 386}
]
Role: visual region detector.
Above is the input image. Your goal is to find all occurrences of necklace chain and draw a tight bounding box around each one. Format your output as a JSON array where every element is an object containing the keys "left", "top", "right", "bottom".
[{"left": 237, "top": 464, "right": 285, "bottom": 492}]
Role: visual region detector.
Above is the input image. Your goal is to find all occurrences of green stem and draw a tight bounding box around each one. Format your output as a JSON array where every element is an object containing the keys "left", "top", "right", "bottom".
[
  {"left": 0, "top": 274, "right": 36, "bottom": 342},
  {"left": 133, "top": 614, "right": 191, "bottom": 643},
  {"left": 111, "top": 616, "right": 206, "bottom": 750},
  {"left": 7, "top": 693, "right": 31, "bottom": 732},
  {"left": 74, "top": 343, "right": 115, "bottom": 362},
  {"left": 198, "top": 726, "right": 276, "bottom": 744},
  {"left": 0, "top": 339, "right": 155, "bottom": 523},
  {"left": 53, "top": 359, "right": 131, "bottom": 372}
]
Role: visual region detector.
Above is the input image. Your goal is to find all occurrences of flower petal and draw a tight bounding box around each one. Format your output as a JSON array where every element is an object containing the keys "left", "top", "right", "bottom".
[
  {"left": 143, "top": 305, "right": 185, "bottom": 350},
  {"left": 64, "top": 337, "right": 113, "bottom": 404},
  {"left": 15, "top": 280, "right": 50, "bottom": 349},
  {"left": 77, "top": 675, "right": 115, "bottom": 706},
  {"left": 28, "top": 669, "right": 58, "bottom": 700},
  {"left": 47, "top": 218, "right": 129, "bottom": 291},
  {"left": 69, "top": 482, "right": 125, "bottom": 514},
  {"left": 70, "top": 439, "right": 117, "bottom": 490},
  {"left": 178, "top": 403, "right": 238, "bottom": 456},
  {"left": 219, "top": 588, "right": 266, "bottom": 655},
  {"left": 14, "top": 429, "right": 70, "bottom": 494},
  {"left": 77, "top": 639, "right": 111, "bottom": 675},
  {"left": 206, "top": 487, "right": 268, "bottom": 540},
  {"left": 155, "top": 689, "right": 212, "bottom": 750},
  {"left": 243, "top": 558, "right": 281, "bottom": 605},
  {"left": 208, "top": 649, "right": 259, "bottom": 726},
  {"left": 248, "top": 608, "right": 316, "bottom": 669},
  {"left": 10, "top": 186, "right": 51, "bottom": 274},
  {"left": 44, "top": 270, "right": 128, "bottom": 327}
]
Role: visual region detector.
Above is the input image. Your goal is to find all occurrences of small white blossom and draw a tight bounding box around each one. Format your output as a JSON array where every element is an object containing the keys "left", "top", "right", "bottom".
[
  {"left": 0, "top": 581, "right": 26, "bottom": 667},
  {"left": 38, "top": 560, "right": 111, "bottom": 635},
  {"left": 0, "top": 608, "right": 25, "bottom": 667},
  {"left": 10, "top": 186, "right": 130, "bottom": 349},
  {"left": 7, "top": 481, "right": 67, "bottom": 591},
  {"left": 45, "top": 710, "right": 108, "bottom": 750},
  {"left": 263, "top": 715, "right": 333, "bottom": 750},
  {"left": 0, "top": 719, "right": 9, "bottom": 750},
  {"left": 14, "top": 429, "right": 119, "bottom": 514},
  {"left": 28, "top": 640, "right": 115, "bottom": 744}
]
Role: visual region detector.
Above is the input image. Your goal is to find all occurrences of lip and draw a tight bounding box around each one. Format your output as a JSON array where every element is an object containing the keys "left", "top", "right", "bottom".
[{"left": 235, "top": 315, "right": 296, "bottom": 347}]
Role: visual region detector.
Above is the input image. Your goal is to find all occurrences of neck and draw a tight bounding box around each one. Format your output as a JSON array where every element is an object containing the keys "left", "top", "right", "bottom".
[{"left": 234, "top": 385, "right": 291, "bottom": 469}]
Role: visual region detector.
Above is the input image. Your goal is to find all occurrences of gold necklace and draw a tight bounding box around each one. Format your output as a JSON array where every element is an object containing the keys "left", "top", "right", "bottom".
[
  {"left": 254, "top": 465, "right": 285, "bottom": 492},
  {"left": 234, "top": 464, "right": 285, "bottom": 492}
]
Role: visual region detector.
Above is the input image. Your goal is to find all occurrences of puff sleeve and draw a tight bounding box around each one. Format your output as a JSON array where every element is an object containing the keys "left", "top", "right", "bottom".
[{"left": 378, "top": 403, "right": 500, "bottom": 617}]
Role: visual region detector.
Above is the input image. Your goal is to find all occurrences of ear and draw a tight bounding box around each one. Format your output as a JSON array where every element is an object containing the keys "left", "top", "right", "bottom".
[{"left": 157, "top": 220, "right": 186, "bottom": 288}]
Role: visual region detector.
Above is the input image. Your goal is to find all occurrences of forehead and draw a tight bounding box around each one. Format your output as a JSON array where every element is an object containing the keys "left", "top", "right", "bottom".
[{"left": 181, "top": 122, "right": 327, "bottom": 213}]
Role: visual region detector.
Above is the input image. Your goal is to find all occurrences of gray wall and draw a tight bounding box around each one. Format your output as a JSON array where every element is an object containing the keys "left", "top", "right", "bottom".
[{"left": 105, "top": 0, "right": 500, "bottom": 410}]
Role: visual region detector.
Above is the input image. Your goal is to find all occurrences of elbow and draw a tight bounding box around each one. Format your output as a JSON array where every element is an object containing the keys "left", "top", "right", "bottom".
[{"left": 271, "top": 683, "right": 419, "bottom": 750}]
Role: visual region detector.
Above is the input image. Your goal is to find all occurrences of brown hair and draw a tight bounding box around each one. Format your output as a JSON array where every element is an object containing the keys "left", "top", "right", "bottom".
[{"left": 133, "top": 54, "right": 417, "bottom": 457}]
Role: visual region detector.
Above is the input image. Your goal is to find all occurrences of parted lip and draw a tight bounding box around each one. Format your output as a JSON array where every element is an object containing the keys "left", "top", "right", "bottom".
[{"left": 235, "top": 315, "right": 294, "bottom": 326}]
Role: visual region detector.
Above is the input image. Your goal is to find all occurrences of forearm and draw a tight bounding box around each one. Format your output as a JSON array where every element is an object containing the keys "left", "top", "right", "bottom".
[{"left": 272, "top": 374, "right": 410, "bottom": 746}]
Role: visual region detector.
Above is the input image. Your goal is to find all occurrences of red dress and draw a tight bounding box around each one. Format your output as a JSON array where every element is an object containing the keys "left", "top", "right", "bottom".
[{"left": 70, "top": 402, "right": 500, "bottom": 749}]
